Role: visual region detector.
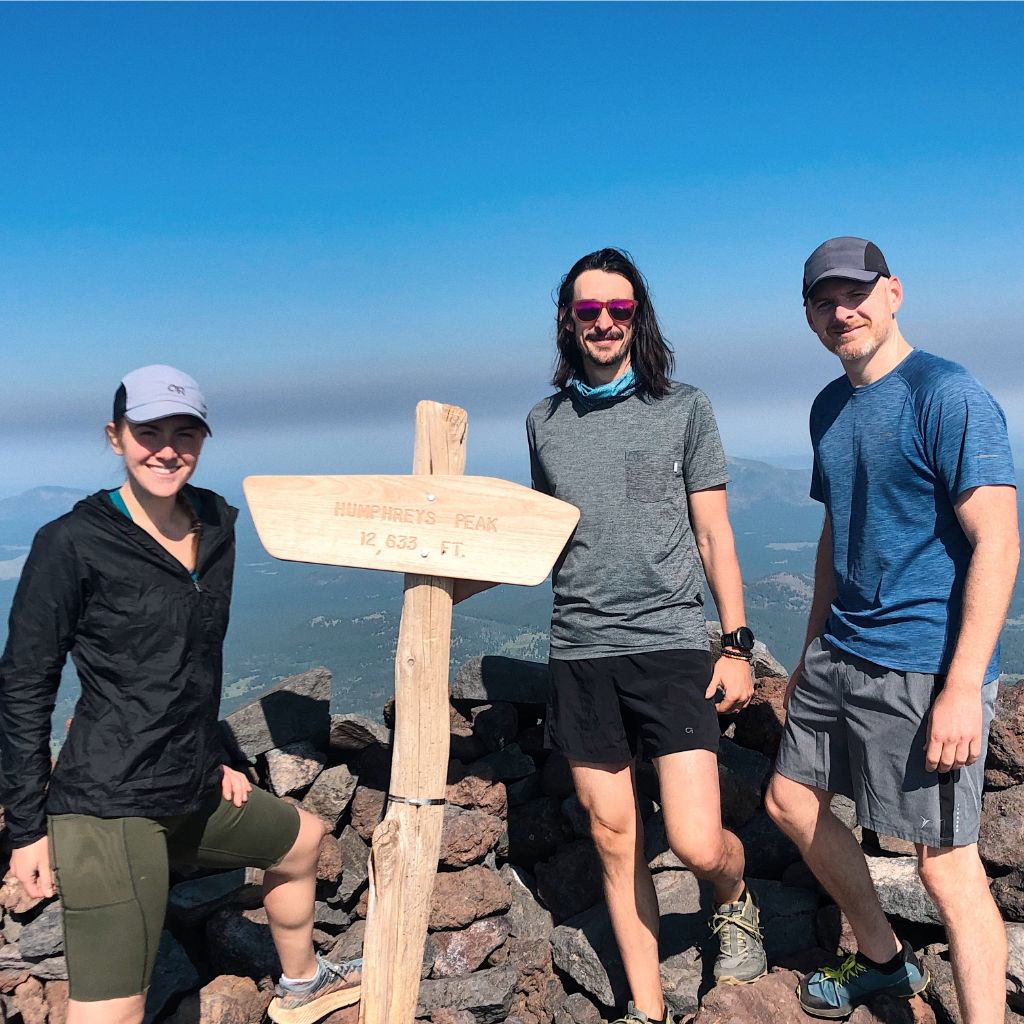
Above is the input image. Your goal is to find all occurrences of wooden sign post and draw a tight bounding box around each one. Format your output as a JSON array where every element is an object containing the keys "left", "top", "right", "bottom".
[{"left": 244, "top": 401, "right": 579, "bottom": 1024}]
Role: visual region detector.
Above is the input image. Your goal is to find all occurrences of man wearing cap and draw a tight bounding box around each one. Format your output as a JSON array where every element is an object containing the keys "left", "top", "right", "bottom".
[
  {"left": 525, "top": 248, "right": 767, "bottom": 1024},
  {"left": 765, "top": 237, "right": 1018, "bottom": 1022}
]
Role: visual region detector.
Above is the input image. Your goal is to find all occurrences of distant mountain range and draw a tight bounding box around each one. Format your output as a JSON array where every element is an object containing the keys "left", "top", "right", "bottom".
[{"left": 2, "top": 458, "right": 1021, "bottom": 744}]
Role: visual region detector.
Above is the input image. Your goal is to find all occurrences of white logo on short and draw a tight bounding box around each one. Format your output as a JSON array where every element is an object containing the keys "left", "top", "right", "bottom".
[
  {"left": 685, "top": 727, "right": 694, "bottom": 734},
  {"left": 920, "top": 817, "right": 931, "bottom": 829}
]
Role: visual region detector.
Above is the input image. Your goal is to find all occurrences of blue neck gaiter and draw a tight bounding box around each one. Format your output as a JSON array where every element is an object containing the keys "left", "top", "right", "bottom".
[{"left": 568, "top": 368, "right": 639, "bottom": 411}]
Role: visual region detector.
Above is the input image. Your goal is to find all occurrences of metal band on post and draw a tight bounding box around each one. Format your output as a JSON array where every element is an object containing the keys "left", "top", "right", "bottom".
[{"left": 386, "top": 794, "right": 446, "bottom": 807}]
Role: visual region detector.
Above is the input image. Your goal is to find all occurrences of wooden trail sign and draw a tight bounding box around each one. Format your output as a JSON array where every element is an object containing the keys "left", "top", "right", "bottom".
[
  {"left": 243, "top": 473, "right": 578, "bottom": 586},
  {"left": 243, "top": 401, "right": 579, "bottom": 1024}
]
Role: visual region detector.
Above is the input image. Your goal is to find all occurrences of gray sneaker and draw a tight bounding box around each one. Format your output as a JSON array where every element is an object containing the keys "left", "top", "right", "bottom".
[
  {"left": 268, "top": 954, "right": 362, "bottom": 1024},
  {"left": 710, "top": 886, "right": 768, "bottom": 985},
  {"left": 608, "top": 1002, "right": 668, "bottom": 1024}
]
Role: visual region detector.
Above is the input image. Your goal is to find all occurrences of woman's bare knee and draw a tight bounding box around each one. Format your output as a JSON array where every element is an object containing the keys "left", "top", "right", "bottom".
[
  {"left": 67, "top": 994, "right": 146, "bottom": 1024},
  {"left": 268, "top": 809, "right": 326, "bottom": 879}
]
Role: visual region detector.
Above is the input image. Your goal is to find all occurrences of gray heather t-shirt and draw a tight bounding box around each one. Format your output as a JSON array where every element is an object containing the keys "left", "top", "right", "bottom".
[{"left": 526, "top": 382, "right": 730, "bottom": 659}]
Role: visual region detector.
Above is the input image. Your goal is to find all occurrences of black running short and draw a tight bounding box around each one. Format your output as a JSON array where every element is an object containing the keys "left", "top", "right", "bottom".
[{"left": 544, "top": 648, "right": 719, "bottom": 763}]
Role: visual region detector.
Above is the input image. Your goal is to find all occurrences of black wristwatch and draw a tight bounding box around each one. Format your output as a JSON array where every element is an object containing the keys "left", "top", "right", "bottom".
[{"left": 721, "top": 626, "right": 755, "bottom": 656}]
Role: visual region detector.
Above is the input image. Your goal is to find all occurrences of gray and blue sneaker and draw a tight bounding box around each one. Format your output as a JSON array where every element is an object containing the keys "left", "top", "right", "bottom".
[
  {"left": 797, "top": 939, "right": 929, "bottom": 1019},
  {"left": 710, "top": 886, "right": 768, "bottom": 985},
  {"left": 268, "top": 954, "right": 362, "bottom": 1024}
]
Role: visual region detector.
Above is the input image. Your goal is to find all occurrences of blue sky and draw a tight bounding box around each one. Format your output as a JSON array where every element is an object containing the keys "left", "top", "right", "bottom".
[{"left": 3, "top": 2, "right": 1023, "bottom": 499}]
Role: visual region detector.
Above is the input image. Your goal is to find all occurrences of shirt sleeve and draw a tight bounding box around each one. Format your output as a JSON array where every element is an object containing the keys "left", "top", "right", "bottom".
[
  {"left": 526, "top": 413, "right": 554, "bottom": 496},
  {"left": 0, "top": 521, "right": 86, "bottom": 846},
  {"left": 682, "top": 390, "right": 730, "bottom": 493},
  {"left": 918, "top": 374, "right": 1016, "bottom": 499}
]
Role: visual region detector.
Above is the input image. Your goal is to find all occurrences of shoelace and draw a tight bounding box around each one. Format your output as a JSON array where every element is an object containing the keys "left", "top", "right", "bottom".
[
  {"left": 321, "top": 956, "right": 361, "bottom": 979},
  {"left": 709, "top": 906, "right": 762, "bottom": 954},
  {"left": 820, "top": 955, "right": 866, "bottom": 984},
  {"left": 812, "top": 954, "right": 867, "bottom": 1001}
]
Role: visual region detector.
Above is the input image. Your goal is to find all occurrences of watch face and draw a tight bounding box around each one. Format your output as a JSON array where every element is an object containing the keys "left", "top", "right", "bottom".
[{"left": 726, "top": 627, "right": 754, "bottom": 651}]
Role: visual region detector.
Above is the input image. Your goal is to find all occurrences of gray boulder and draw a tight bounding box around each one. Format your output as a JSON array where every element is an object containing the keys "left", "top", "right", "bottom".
[
  {"left": 220, "top": 667, "right": 331, "bottom": 760},
  {"left": 451, "top": 657, "right": 549, "bottom": 707},
  {"left": 416, "top": 963, "right": 519, "bottom": 1024},
  {"left": 142, "top": 931, "right": 200, "bottom": 1024},
  {"left": 865, "top": 855, "right": 939, "bottom": 925},
  {"left": 500, "top": 864, "right": 554, "bottom": 941},
  {"left": 302, "top": 764, "right": 358, "bottom": 829}
]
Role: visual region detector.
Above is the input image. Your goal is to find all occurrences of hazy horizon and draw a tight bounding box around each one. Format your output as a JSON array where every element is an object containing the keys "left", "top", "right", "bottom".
[{"left": 4, "top": 4, "right": 1023, "bottom": 497}]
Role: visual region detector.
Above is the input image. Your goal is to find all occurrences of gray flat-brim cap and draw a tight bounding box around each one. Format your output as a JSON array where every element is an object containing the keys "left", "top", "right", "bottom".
[{"left": 803, "top": 236, "right": 890, "bottom": 300}]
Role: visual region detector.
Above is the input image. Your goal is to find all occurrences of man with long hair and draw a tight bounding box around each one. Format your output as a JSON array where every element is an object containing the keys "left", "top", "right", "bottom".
[{"left": 527, "top": 248, "right": 767, "bottom": 1024}]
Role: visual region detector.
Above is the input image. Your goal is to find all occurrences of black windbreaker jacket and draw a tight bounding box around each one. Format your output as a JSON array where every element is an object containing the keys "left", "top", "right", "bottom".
[{"left": 0, "top": 486, "right": 237, "bottom": 847}]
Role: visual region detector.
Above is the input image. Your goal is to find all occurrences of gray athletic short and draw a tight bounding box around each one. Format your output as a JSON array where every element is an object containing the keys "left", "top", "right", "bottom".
[{"left": 775, "top": 637, "right": 997, "bottom": 848}]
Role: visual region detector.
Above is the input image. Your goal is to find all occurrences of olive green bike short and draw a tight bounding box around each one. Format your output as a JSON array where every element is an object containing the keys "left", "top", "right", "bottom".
[{"left": 48, "top": 785, "right": 300, "bottom": 1002}]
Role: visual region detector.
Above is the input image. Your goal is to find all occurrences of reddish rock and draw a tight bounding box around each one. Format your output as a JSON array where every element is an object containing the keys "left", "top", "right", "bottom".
[
  {"left": 353, "top": 888, "right": 369, "bottom": 920},
  {"left": 431, "top": 915, "right": 511, "bottom": 978},
  {"left": 439, "top": 807, "right": 504, "bottom": 867},
  {"left": 0, "top": 873, "right": 42, "bottom": 915},
  {"left": 430, "top": 1011, "right": 476, "bottom": 1024},
  {"left": 176, "top": 975, "right": 262, "bottom": 1024},
  {"left": 11, "top": 976, "right": 47, "bottom": 1024},
  {"left": 692, "top": 968, "right": 935, "bottom": 1023},
  {"left": 492, "top": 936, "right": 565, "bottom": 1024},
  {"left": 317, "top": 833, "right": 344, "bottom": 884},
  {"left": 920, "top": 952, "right": 961, "bottom": 1024},
  {"left": 450, "top": 705, "right": 485, "bottom": 762},
  {"left": 729, "top": 675, "right": 788, "bottom": 759},
  {"left": 350, "top": 786, "right": 386, "bottom": 842},
  {"left": 319, "top": 1008, "right": 360, "bottom": 1024},
  {"left": 979, "top": 785, "right": 1024, "bottom": 871},
  {"left": 430, "top": 866, "right": 511, "bottom": 930},
  {"left": 0, "top": 969, "right": 29, "bottom": 994},
  {"left": 447, "top": 761, "right": 508, "bottom": 818},
  {"left": 986, "top": 682, "right": 1024, "bottom": 789},
  {"left": 44, "top": 980, "right": 67, "bottom": 1024},
  {"left": 991, "top": 868, "right": 1024, "bottom": 921}
]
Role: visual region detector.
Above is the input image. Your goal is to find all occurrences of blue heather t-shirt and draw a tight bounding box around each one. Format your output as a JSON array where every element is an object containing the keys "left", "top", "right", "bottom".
[{"left": 810, "top": 349, "right": 1015, "bottom": 680}]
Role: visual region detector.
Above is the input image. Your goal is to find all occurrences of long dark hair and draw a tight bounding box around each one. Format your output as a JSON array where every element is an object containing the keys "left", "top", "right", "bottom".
[{"left": 552, "top": 248, "right": 674, "bottom": 399}]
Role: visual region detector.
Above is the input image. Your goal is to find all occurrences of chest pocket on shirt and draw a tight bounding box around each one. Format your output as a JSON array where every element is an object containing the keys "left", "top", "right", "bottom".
[{"left": 625, "top": 450, "right": 678, "bottom": 503}]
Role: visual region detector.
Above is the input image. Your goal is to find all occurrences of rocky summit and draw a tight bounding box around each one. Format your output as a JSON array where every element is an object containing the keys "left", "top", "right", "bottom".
[{"left": 2, "top": 631, "right": 1024, "bottom": 1024}]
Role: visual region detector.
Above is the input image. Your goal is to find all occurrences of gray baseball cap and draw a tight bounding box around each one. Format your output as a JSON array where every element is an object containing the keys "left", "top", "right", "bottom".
[
  {"left": 112, "top": 364, "right": 211, "bottom": 434},
  {"left": 803, "top": 236, "right": 890, "bottom": 300}
]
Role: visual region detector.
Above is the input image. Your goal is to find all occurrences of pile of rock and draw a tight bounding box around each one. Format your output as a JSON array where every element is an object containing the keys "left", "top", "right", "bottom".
[{"left": 2, "top": 632, "right": 1024, "bottom": 1024}]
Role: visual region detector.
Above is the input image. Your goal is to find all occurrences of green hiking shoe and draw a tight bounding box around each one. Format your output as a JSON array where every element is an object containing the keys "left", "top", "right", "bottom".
[
  {"left": 607, "top": 1001, "right": 668, "bottom": 1024},
  {"left": 797, "top": 940, "right": 929, "bottom": 1019},
  {"left": 268, "top": 953, "right": 362, "bottom": 1024},
  {"left": 710, "top": 886, "right": 768, "bottom": 985}
]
